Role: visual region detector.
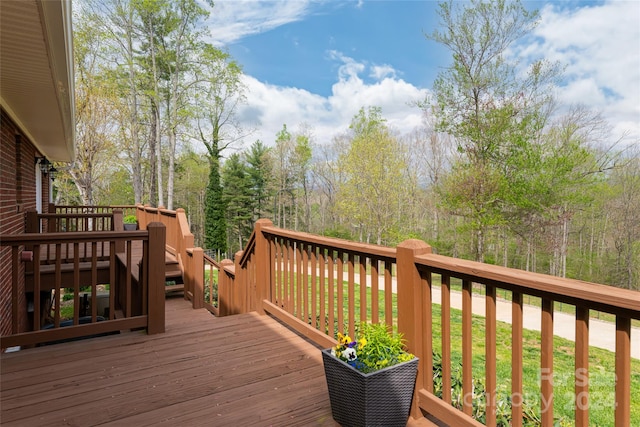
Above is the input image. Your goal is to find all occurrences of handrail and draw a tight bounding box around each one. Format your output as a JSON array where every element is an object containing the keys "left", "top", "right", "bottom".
[
  {"left": 28, "top": 211, "right": 115, "bottom": 234},
  {"left": 417, "top": 252, "right": 640, "bottom": 318},
  {"left": 135, "top": 204, "right": 194, "bottom": 284},
  {"left": 0, "top": 223, "right": 166, "bottom": 349},
  {"left": 54, "top": 204, "right": 137, "bottom": 220},
  {"left": 238, "top": 228, "right": 257, "bottom": 267},
  {"left": 211, "top": 219, "right": 639, "bottom": 426},
  {"left": 261, "top": 225, "right": 396, "bottom": 260}
]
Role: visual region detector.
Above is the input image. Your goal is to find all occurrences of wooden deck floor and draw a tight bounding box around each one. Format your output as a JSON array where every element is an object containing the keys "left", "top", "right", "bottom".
[
  {"left": 1, "top": 297, "right": 337, "bottom": 426},
  {"left": 1, "top": 298, "right": 438, "bottom": 427}
]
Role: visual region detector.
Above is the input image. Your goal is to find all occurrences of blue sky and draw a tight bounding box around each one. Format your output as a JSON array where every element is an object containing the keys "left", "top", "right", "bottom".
[
  {"left": 224, "top": 1, "right": 443, "bottom": 94},
  {"left": 203, "top": 1, "right": 640, "bottom": 149}
]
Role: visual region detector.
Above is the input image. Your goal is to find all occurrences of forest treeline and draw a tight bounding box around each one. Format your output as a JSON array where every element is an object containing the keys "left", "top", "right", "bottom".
[{"left": 57, "top": 0, "right": 639, "bottom": 290}]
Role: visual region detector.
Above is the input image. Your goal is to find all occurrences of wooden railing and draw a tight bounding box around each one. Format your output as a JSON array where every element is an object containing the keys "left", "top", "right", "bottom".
[
  {"left": 54, "top": 204, "right": 137, "bottom": 218},
  {"left": 26, "top": 209, "right": 120, "bottom": 264},
  {"left": 199, "top": 251, "right": 221, "bottom": 316},
  {"left": 208, "top": 219, "right": 639, "bottom": 427},
  {"left": 135, "top": 205, "right": 193, "bottom": 280},
  {"left": 0, "top": 223, "right": 166, "bottom": 349},
  {"left": 409, "top": 245, "right": 638, "bottom": 427},
  {"left": 35, "top": 211, "right": 114, "bottom": 233}
]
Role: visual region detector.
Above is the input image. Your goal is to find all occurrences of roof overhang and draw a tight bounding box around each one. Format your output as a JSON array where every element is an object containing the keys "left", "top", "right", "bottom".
[{"left": 0, "top": 0, "right": 75, "bottom": 162}]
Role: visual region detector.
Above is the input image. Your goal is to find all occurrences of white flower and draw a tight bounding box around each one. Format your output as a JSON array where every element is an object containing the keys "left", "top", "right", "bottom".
[
  {"left": 342, "top": 347, "right": 357, "bottom": 361},
  {"left": 330, "top": 348, "right": 336, "bottom": 357}
]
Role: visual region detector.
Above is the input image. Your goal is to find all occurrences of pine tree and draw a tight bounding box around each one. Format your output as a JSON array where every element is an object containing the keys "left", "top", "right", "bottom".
[
  {"left": 204, "top": 155, "right": 227, "bottom": 255},
  {"left": 244, "top": 140, "right": 274, "bottom": 222},
  {"left": 222, "top": 153, "right": 252, "bottom": 254}
]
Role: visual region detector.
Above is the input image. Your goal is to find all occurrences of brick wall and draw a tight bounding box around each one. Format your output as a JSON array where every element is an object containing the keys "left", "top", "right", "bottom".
[{"left": 1, "top": 107, "right": 47, "bottom": 338}]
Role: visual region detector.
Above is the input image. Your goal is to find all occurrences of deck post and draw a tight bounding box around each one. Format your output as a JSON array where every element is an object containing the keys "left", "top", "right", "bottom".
[
  {"left": 615, "top": 317, "right": 631, "bottom": 426},
  {"left": 25, "top": 210, "right": 39, "bottom": 233},
  {"left": 219, "top": 259, "right": 234, "bottom": 316},
  {"left": 396, "top": 239, "right": 432, "bottom": 420},
  {"left": 113, "top": 209, "right": 124, "bottom": 253},
  {"left": 191, "top": 247, "right": 204, "bottom": 309},
  {"left": 147, "top": 222, "right": 166, "bottom": 334},
  {"left": 254, "top": 219, "right": 273, "bottom": 315},
  {"left": 139, "top": 204, "right": 149, "bottom": 229},
  {"left": 234, "top": 250, "right": 245, "bottom": 313},
  {"left": 47, "top": 203, "right": 57, "bottom": 231}
]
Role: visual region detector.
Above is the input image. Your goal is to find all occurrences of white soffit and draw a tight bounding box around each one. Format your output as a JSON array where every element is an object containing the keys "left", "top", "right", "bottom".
[{"left": 0, "top": 0, "right": 75, "bottom": 162}]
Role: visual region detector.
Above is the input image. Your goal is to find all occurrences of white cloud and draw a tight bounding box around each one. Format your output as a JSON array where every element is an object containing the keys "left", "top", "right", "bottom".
[
  {"left": 236, "top": 52, "right": 429, "bottom": 148},
  {"left": 203, "top": 1, "right": 315, "bottom": 46},
  {"left": 370, "top": 64, "right": 396, "bottom": 80},
  {"left": 526, "top": 1, "right": 640, "bottom": 145}
]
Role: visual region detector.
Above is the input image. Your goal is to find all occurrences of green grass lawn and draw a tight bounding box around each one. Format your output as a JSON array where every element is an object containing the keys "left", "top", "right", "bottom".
[{"left": 429, "top": 303, "right": 640, "bottom": 426}]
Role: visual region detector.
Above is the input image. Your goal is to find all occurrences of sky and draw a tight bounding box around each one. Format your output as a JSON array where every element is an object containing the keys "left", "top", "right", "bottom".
[{"left": 202, "top": 0, "right": 640, "bottom": 151}]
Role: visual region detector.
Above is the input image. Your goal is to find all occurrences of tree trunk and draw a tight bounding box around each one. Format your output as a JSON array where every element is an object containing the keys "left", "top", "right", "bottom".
[
  {"left": 561, "top": 212, "right": 569, "bottom": 278},
  {"left": 127, "top": 15, "right": 142, "bottom": 204},
  {"left": 156, "top": 103, "right": 164, "bottom": 207},
  {"left": 476, "top": 227, "right": 485, "bottom": 263},
  {"left": 167, "top": 129, "right": 176, "bottom": 210},
  {"left": 149, "top": 100, "right": 158, "bottom": 207}
]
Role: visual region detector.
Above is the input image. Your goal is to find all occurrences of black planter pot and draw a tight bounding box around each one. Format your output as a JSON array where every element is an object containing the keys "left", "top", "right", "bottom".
[
  {"left": 321, "top": 348, "right": 418, "bottom": 427},
  {"left": 123, "top": 223, "right": 138, "bottom": 231}
]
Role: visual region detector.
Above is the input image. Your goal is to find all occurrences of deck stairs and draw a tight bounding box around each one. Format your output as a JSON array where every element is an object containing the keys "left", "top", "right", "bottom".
[{"left": 163, "top": 251, "right": 184, "bottom": 294}]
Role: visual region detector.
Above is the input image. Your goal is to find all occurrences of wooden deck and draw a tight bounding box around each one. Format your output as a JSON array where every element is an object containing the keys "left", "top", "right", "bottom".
[
  {"left": 1, "top": 297, "right": 439, "bottom": 426},
  {"left": 1, "top": 297, "right": 336, "bottom": 426}
]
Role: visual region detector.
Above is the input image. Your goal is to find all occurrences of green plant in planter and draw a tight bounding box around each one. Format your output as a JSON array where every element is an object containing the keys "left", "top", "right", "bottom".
[
  {"left": 123, "top": 215, "right": 138, "bottom": 224},
  {"left": 331, "top": 323, "right": 414, "bottom": 373},
  {"left": 323, "top": 323, "right": 418, "bottom": 427}
]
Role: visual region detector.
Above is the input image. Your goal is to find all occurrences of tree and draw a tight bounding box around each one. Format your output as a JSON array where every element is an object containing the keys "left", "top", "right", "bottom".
[
  {"left": 174, "top": 148, "right": 209, "bottom": 246},
  {"left": 425, "top": 0, "right": 560, "bottom": 262},
  {"left": 244, "top": 140, "right": 274, "bottom": 223},
  {"left": 83, "top": 0, "right": 148, "bottom": 204},
  {"left": 312, "top": 135, "right": 348, "bottom": 234},
  {"left": 193, "top": 44, "right": 246, "bottom": 158},
  {"left": 406, "top": 113, "right": 453, "bottom": 244},
  {"left": 271, "top": 124, "right": 316, "bottom": 231},
  {"left": 336, "top": 107, "right": 411, "bottom": 245},
  {"left": 134, "top": 0, "right": 172, "bottom": 207},
  {"left": 71, "top": 13, "right": 119, "bottom": 205},
  {"left": 162, "top": 0, "right": 212, "bottom": 210},
  {"left": 135, "top": 0, "right": 213, "bottom": 209},
  {"left": 273, "top": 125, "right": 296, "bottom": 229},
  {"left": 222, "top": 154, "right": 253, "bottom": 253},
  {"left": 293, "top": 129, "right": 313, "bottom": 231},
  {"left": 605, "top": 149, "right": 640, "bottom": 289},
  {"left": 192, "top": 43, "right": 246, "bottom": 250},
  {"left": 204, "top": 154, "right": 227, "bottom": 254}
]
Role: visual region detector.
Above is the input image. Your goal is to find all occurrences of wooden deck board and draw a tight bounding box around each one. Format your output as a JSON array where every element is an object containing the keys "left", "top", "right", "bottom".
[
  {"left": 1, "top": 297, "right": 433, "bottom": 426},
  {"left": 1, "top": 297, "right": 337, "bottom": 426}
]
